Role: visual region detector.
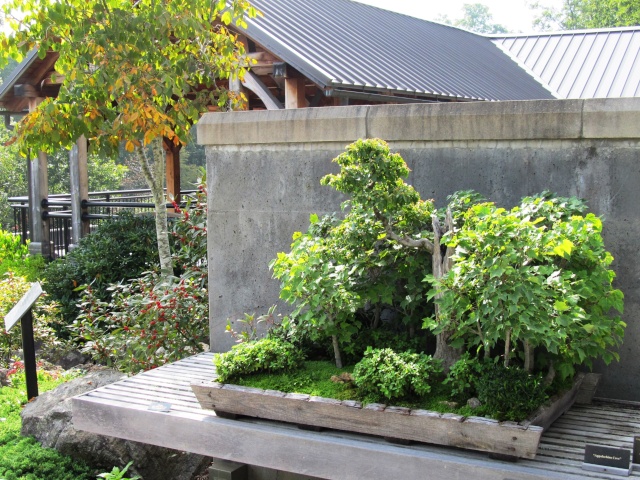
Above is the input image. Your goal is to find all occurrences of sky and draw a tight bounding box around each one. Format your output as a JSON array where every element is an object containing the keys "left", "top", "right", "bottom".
[{"left": 353, "top": 0, "right": 565, "bottom": 33}]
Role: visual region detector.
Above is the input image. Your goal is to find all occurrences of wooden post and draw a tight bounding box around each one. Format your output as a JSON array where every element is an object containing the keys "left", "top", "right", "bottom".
[
  {"left": 163, "top": 139, "right": 181, "bottom": 204},
  {"left": 27, "top": 97, "right": 51, "bottom": 258},
  {"left": 209, "top": 460, "right": 248, "bottom": 480},
  {"left": 285, "top": 77, "right": 306, "bottom": 109},
  {"left": 21, "top": 310, "right": 38, "bottom": 399},
  {"left": 69, "top": 135, "right": 89, "bottom": 247}
]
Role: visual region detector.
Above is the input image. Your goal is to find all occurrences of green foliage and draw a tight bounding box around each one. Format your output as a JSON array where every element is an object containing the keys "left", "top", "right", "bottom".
[
  {"left": 271, "top": 139, "right": 435, "bottom": 367},
  {"left": 72, "top": 182, "right": 209, "bottom": 372},
  {"left": 74, "top": 269, "right": 209, "bottom": 373},
  {"left": 428, "top": 193, "right": 625, "bottom": 379},
  {"left": 0, "top": 229, "right": 27, "bottom": 262},
  {"left": 1, "top": 0, "right": 257, "bottom": 156},
  {"left": 0, "top": 274, "right": 64, "bottom": 368},
  {"left": 270, "top": 215, "right": 362, "bottom": 366},
  {"left": 47, "top": 150, "right": 127, "bottom": 195},
  {"left": 0, "top": 124, "right": 26, "bottom": 230},
  {"left": 97, "top": 462, "right": 140, "bottom": 480},
  {"left": 232, "top": 361, "right": 356, "bottom": 401},
  {"left": 214, "top": 338, "right": 305, "bottom": 383},
  {"left": 443, "top": 352, "right": 486, "bottom": 401},
  {"left": 353, "top": 348, "right": 442, "bottom": 403},
  {"left": 0, "top": 0, "right": 257, "bottom": 277},
  {"left": 42, "top": 212, "right": 159, "bottom": 333},
  {"left": 531, "top": 0, "right": 640, "bottom": 30},
  {"left": 226, "top": 305, "right": 281, "bottom": 344},
  {"left": 438, "top": 3, "right": 508, "bottom": 33},
  {"left": 0, "top": 369, "right": 92, "bottom": 480},
  {"left": 475, "top": 364, "right": 548, "bottom": 421}
]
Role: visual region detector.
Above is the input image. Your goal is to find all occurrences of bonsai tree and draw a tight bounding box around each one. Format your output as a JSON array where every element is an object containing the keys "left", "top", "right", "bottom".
[
  {"left": 319, "top": 139, "right": 624, "bottom": 377},
  {"left": 320, "top": 138, "right": 462, "bottom": 369},
  {"left": 430, "top": 194, "right": 625, "bottom": 382},
  {"left": 271, "top": 214, "right": 361, "bottom": 368}
]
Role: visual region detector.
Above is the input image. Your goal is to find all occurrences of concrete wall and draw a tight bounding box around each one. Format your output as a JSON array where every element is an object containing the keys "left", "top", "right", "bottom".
[{"left": 199, "top": 98, "right": 640, "bottom": 401}]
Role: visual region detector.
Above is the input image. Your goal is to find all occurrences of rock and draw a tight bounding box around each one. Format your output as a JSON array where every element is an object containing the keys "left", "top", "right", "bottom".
[
  {"left": 40, "top": 346, "right": 92, "bottom": 370},
  {"left": 0, "top": 368, "right": 8, "bottom": 387},
  {"left": 467, "top": 397, "right": 482, "bottom": 409},
  {"left": 439, "top": 401, "right": 459, "bottom": 409},
  {"left": 21, "top": 367, "right": 211, "bottom": 480}
]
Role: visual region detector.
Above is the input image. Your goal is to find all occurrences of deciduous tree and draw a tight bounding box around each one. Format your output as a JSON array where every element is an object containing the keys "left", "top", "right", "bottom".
[
  {"left": 0, "top": 0, "right": 257, "bottom": 276},
  {"left": 531, "top": 0, "right": 640, "bottom": 30}
]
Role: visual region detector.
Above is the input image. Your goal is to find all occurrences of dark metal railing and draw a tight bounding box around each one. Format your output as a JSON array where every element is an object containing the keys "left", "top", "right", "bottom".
[{"left": 8, "top": 188, "right": 196, "bottom": 258}]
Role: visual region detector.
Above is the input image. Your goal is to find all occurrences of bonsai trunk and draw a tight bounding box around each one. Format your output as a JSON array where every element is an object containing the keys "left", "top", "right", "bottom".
[
  {"left": 137, "top": 138, "right": 174, "bottom": 278},
  {"left": 331, "top": 334, "right": 343, "bottom": 369},
  {"left": 431, "top": 210, "right": 461, "bottom": 371},
  {"left": 524, "top": 340, "right": 534, "bottom": 372},
  {"left": 377, "top": 207, "right": 461, "bottom": 371}
]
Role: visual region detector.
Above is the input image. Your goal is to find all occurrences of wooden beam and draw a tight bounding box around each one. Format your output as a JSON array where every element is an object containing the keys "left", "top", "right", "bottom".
[
  {"left": 247, "top": 51, "right": 279, "bottom": 76},
  {"left": 14, "top": 84, "right": 39, "bottom": 98},
  {"left": 285, "top": 77, "right": 306, "bottom": 109},
  {"left": 29, "top": 52, "right": 59, "bottom": 85},
  {"left": 41, "top": 72, "right": 65, "bottom": 87},
  {"left": 163, "top": 139, "right": 181, "bottom": 204},
  {"left": 241, "top": 72, "right": 283, "bottom": 110}
]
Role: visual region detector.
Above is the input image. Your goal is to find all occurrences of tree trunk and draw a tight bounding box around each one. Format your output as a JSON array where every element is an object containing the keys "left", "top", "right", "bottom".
[
  {"left": 137, "top": 138, "right": 174, "bottom": 278},
  {"left": 544, "top": 360, "right": 556, "bottom": 386},
  {"left": 504, "top": 328, "right": 512, "bottom": 368},
  {"left": 524, "top": 340, "right": 534, "bottom": 373},
  {"left": 431, "top": 209, "right": 461, "bottom": 371},
  {"left": 331, "top": 334, "right": 343, "bottom": 369}
]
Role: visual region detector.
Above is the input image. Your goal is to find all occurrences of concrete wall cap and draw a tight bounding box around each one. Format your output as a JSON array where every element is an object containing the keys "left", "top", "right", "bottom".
[{"left": 197, "top": 98, "right": 640, "bottom": 146}]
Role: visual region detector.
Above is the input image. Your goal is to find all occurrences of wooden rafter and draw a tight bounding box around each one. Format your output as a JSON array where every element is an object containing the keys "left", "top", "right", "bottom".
[{"left": 241, "top": 71, "right": 283, "bottom": 110}]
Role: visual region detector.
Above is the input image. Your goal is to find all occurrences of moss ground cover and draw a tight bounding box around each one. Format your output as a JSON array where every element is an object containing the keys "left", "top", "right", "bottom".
[{"left": 0, "top": 369, "right": 92, "bottom": 480}]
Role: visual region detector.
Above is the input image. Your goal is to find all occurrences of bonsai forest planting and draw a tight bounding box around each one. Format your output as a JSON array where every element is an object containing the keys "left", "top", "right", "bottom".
[{"left": 210, "top": 138, "right": 625, "bottom": 427}]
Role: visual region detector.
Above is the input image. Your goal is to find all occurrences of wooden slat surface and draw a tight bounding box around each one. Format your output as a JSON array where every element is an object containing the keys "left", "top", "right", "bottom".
[{"left": 72, "top": 353, "right": 640, "bottom": 480}]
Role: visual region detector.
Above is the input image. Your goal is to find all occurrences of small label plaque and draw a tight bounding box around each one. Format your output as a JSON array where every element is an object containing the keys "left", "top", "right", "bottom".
[
  {"left": 633, "top": 436, "right": 640, "bottom": 465},
  {"left": 583, "top": 444, "right": 631, "bottom": 477}
]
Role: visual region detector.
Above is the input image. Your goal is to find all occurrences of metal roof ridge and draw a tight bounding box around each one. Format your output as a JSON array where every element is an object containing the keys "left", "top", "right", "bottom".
[{"left": 489, "top": 25, "right": 640, "bottom": 39}]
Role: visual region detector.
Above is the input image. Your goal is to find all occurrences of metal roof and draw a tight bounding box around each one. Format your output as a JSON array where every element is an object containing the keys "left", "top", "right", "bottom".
[
  {"left": 492, "top": 27, "right": 640, "bottom": 99},
  {"left": 245, "top": 0, "right": 555, "bottom": 101}
]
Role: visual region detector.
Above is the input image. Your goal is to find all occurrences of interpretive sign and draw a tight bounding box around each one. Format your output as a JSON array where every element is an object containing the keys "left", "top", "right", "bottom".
[
  {"left": 3, "top": 282, "right": 43, "bottom": 400},
  {"left": 583, "top": 444, "right": 632, "bottom": 477},
  {"left": 4, "top": 283, "right": 42, "bottom": 331}
]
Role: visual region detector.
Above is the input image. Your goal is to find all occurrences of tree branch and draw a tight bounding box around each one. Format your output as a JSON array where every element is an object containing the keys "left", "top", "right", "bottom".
[{"left": 373, "top": 208, "right": 434, "bottom": 253}]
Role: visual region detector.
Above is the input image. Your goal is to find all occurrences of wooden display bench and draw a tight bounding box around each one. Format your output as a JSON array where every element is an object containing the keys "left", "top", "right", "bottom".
[{"left": 72, "top": 353, "right": 640, "bottom": 480}]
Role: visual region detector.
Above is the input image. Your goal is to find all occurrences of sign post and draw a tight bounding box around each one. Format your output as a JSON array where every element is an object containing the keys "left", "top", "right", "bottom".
[{"left": 4, "top": 283, "right": 43, "bottom": 400}]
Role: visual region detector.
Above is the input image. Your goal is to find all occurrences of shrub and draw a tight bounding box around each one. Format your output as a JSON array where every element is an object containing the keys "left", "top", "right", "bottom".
[
  {"left": 0, "top": 229, "right": 27, "bottom": 262},
  {"left": 214, "top": 338, "right": 305, "bottom": 383},
  {"left": 475, "top": 363, "right": 548, "bottom": 421},
  {"left": 42, "top": 212, "right": 159, "bottom": 334},
  {"left": 73, "top": 181, "right": 210, "bottom": 373},
  {"left": 0, "top": 229, "right": 46, "bottom": 280},
  {"left": 74, "top": 269, "right": 209, "bottom": 373},
  {"left": 443, "top": 352, "right": 486, "bottom": 401},
  {"left": 353, "top": 347, "right": 442, "bottom": 403}
]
